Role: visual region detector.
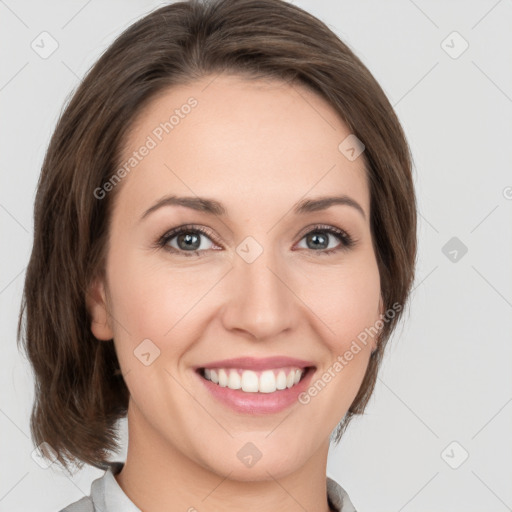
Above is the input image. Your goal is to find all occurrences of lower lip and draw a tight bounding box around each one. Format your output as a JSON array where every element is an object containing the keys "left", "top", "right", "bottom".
[{"left": 196, "top": 367, "right": 315, "bottom": 415}]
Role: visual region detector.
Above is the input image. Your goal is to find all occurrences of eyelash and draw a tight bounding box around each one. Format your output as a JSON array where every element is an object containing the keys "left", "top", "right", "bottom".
[{"left": 155, "top": 223, "right": 356, "bottom": 258}]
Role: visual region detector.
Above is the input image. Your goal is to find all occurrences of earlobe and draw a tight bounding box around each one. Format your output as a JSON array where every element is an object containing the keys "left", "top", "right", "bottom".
[{"left": 86, "top": 277, "right": 114, "bottom": 341}]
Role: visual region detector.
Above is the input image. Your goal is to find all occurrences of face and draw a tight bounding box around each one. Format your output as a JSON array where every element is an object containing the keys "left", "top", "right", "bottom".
[{"left": 88, "top": 74, "right": 383, "bottom": 481}]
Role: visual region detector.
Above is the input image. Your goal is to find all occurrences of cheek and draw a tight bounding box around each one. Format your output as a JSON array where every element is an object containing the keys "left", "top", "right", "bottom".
[
  {"left": 299, "top": 257, "right": 381, "bottom": 353},
  {"left": 106, "top": 246, "right": 222, "bottom": 351},
  {"left": 296, "top": 261, "right": 380, "bottom": 428}
]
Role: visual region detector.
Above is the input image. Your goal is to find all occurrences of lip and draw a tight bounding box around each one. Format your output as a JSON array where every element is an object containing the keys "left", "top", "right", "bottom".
[
  {"left": 194, "top": 363, "right": 316, "bottom": 415},
  {"left": 195, "top": 356, "right": 315, "bottom": 371}
]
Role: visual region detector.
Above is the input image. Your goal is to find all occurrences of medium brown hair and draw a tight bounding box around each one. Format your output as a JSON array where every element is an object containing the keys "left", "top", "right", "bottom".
[{"left": 17, "top": 0, "right": 417, "bottom": 472}]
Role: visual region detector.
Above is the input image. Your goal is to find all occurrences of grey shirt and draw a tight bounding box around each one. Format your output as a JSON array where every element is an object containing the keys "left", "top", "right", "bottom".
[{"left": 59, "top": 461, "right": 357, "bottom": 512}]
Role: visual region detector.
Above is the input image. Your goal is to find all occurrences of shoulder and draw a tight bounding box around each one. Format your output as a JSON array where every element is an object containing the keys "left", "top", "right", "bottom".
[
  {"left": 327, "top": 476, "right": 358, "bottom": 512},
  {"left": 56, "top": 461, "right": 124, "bottom": 512},
  {"left": 57, "top": 495, "right": 94, "bottom": 512}
]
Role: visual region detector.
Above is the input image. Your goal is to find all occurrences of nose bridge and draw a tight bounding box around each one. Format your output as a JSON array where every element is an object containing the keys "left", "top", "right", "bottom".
[{"left": 222, "top": 239, "right": 297, "bottom": 339}]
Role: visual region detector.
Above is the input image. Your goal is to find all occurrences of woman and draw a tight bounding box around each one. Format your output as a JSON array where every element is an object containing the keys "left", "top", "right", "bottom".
[{"left": 17, "top": 0, "right": 417, "bottom": 510}]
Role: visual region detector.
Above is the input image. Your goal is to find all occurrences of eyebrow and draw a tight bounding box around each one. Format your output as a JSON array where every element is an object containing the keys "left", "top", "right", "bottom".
[{"left": 140, "top": 194, "right": 366, "bottom": 221}]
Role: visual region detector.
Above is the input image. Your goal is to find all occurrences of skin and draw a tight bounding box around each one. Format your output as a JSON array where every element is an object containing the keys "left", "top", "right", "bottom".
[{"left": 88, "top": 74, "right": 383, "bottom": 512}]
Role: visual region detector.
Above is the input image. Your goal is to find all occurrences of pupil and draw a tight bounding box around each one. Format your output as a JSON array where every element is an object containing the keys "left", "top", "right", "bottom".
[
  {"left": 309, "top": 232, "right": 327, "bottom": 250},
  {"left": 179, "top": 233, "right": 200, "bottom": 250}
]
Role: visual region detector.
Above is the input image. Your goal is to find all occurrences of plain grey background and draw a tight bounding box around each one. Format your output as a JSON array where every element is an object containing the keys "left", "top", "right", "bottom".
[{"left": 1, "top": 1, "right": 511, "bottom": 511}]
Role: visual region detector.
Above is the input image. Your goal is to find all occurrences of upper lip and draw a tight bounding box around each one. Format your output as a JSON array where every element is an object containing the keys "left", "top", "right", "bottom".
[{"left": 196, "top": 356, "right": 315, "bottom": 371}]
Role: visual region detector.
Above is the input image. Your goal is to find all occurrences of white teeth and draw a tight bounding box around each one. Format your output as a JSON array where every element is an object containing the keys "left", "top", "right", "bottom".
[
  {"left": 218, "top": 369, "right": 228, "bottom": 387},
  {"left": 259, "top": 370, "right": 276, "bottom": 393},
  {"left": 241, "top": 370, "right": 259, "bottom": 392},
  {"left": 286, "top": 371, "right": 294, "bottom": 388},
  {"left": 202, "top": 367, "right": 306, "bottom": 393},
  {"left": 228, "top": 369, "right": 241, "bottom": 389},
  {"left": 276, "top": 370, "right": 287, "bottom": 390}
]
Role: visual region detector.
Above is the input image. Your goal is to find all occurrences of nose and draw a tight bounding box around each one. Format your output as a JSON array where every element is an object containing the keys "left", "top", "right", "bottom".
[{"left": 220, "top": 246, "right": 301, "bottom": 341}]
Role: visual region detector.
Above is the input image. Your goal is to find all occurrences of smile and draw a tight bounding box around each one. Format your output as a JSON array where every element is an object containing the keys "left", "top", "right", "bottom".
[{"left": 200, "top": 366, "right": 306, "bottom": 393}]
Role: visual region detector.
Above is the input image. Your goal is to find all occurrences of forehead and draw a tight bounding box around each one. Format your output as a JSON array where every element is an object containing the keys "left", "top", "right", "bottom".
[{"left": 115, "top": 74, "right": 369, "bottom": 220}]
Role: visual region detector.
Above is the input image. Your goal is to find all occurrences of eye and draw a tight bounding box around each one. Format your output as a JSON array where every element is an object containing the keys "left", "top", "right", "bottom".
[
  {"left": 155, "top": 223, "right": 356, "bottom": 258},
  {"left": 295, "top": 224, "right": 355, "bottom": 255},
  {"left": 156, "top": 224, "right": 220, "bottom": 257}
]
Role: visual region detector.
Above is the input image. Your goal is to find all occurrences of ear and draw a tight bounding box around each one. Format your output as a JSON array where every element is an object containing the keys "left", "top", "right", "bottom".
[{"left": 86, "top": 276, "right": 114, "bottom": 341}]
